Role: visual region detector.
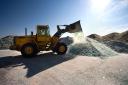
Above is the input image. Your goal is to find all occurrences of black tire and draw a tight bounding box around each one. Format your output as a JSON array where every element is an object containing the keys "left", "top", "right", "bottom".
[
  {"left": 53, "top": 43, "right": 67, "bottom": 55},
  {"left": 21, "top": 44, "right": 37, "bottom": 58}
]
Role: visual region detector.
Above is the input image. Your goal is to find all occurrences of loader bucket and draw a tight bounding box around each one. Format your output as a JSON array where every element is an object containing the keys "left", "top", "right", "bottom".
[{"left": 67, "top": 20, "right": 82, "bottom": 33}]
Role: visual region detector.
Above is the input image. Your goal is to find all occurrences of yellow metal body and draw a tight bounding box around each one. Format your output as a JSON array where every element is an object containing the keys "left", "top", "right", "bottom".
[{"left": 11, "top": 35, "right": 59, "bottom": 51}]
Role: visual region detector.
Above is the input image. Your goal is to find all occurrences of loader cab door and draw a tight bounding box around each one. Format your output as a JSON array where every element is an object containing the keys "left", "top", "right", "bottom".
[
  {"left": 37, "top": 25, "right": 50, "bottom": 36},
  {"left": 36, "top": 25, "right": 51, "bottom": 42}
]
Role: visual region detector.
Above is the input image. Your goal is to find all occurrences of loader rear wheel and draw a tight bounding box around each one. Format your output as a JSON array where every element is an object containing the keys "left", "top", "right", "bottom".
[
  {"left": 54, "top": 43, "right": 67, "bottom": 55},
  {"left": 21, "top": 44, "right": 37, "bottom": 58}
]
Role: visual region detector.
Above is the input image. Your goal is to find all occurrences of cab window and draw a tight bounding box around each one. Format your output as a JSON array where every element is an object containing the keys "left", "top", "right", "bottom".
[{"left": 37, "top": 25, "right": 50, "bottom": 36}]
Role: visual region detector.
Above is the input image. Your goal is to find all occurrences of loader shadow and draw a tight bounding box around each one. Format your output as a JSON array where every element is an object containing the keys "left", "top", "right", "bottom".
[{"left": 0, "top": 52, "right": 75, "bottom": 78}]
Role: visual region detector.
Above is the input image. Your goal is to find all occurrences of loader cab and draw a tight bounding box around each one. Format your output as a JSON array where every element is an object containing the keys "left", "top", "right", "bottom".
[
  {"left": 37, "top": 25, "right": 50, "bottom": 36},
  {"left": 36, "top": 25, "right": 51, "bottom": 46}
]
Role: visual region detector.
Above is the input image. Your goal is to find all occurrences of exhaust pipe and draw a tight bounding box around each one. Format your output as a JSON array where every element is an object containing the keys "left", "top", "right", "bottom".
[{"left": 25, "top": 28, "right": 27, "bottom": 36}]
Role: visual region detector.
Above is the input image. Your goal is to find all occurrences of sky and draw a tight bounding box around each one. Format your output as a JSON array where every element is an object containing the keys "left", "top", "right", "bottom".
[{"left": 0, "top": 0, "right": 128, "bottom": 36}]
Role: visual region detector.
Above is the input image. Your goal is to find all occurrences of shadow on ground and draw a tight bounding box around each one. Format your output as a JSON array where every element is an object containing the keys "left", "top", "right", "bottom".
[{"left": 0, "top": 52, "right": 75, "bottom": 78}]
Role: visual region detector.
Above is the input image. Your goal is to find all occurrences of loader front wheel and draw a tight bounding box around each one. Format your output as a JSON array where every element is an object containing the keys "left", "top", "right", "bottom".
[
  {"left": 21, "top": 44, "right": 37, "bottom": 58},
  {"left": 55, "top": 43, "right": 67, "bottom": 55}
]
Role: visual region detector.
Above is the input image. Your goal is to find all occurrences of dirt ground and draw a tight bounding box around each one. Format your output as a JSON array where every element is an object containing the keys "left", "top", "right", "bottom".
[{"left": 0, "top": 50, "right": 128, "bottom": 85}]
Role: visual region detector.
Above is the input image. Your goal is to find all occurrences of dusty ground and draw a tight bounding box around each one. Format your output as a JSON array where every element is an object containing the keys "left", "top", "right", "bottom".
[{"left": 0, "top": 50, "right": 128, "bottom": 85}]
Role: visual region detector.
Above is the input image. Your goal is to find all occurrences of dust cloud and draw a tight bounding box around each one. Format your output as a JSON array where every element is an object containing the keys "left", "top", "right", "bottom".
[{"left": 68, "top": 32, "right": 118, "bottom": 58}]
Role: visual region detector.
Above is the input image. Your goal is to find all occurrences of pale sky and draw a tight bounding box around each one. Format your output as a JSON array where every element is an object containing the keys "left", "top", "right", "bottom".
[{"left": 0, "top": 0, "right": 128, "bottom": 36}]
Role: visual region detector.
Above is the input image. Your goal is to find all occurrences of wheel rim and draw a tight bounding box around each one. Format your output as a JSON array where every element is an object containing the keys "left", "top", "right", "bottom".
[
  {"left": 59, "top": 45, "right": 66, "bottom": 53},
  {"left": 24, "top": 46, "right": 33, "bottom": 55}
]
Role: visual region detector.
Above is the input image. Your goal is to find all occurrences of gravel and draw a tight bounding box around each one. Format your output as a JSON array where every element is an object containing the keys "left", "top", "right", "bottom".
[
  {"left": 0, "top": 50, "right": 128, "bottom": 85},
  {"left": 68, "top": 38, "right": 118, "bottom": 58}
]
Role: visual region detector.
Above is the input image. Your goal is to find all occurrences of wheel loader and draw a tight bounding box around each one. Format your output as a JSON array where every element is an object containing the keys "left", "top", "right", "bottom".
[{"left": 10, "top": 21, "right": 82, "bottom": 57}]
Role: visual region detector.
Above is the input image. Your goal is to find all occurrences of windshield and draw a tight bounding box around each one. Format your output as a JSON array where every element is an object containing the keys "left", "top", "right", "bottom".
[{"left": 37, "top": 25, "right": 50, "bottom": 36}]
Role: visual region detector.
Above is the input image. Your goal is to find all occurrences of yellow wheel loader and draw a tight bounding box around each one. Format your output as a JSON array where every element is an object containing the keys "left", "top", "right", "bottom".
[{"left": 10, "top": 21, "right": 82, "bottom": 57}]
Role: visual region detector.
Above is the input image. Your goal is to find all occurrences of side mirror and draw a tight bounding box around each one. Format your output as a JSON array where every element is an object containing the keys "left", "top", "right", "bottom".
[{"left": 31, "top": 31, "right": 33, "bottom": 36}]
